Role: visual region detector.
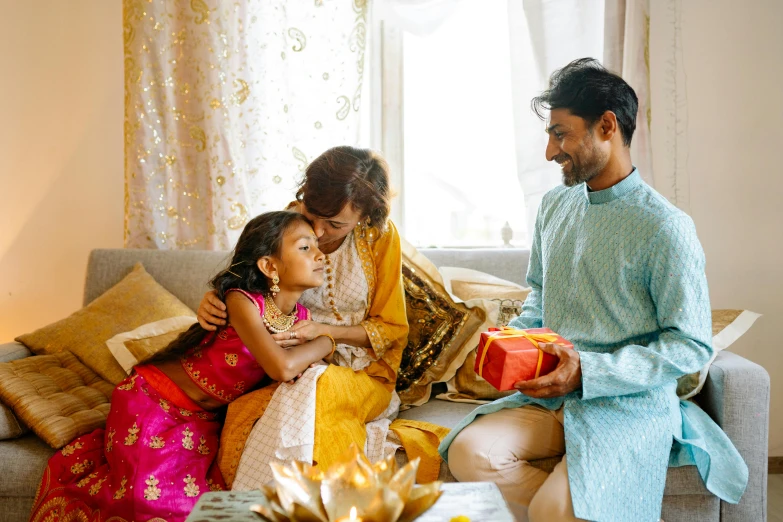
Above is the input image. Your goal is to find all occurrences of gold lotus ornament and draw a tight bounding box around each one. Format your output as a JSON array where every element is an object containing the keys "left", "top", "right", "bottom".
[{"left": 249, "top": 444, "right": 442, "bottom": 522}]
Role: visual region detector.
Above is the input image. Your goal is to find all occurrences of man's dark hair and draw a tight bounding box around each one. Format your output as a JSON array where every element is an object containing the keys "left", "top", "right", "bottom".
[{"left": 531, "top": 58, "right": 638, "bottom": 146}]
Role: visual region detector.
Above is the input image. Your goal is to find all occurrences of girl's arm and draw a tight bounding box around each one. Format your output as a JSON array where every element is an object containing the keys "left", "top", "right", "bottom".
[{"left": 226, "top": 292, "right": 332, "bottom": 382}]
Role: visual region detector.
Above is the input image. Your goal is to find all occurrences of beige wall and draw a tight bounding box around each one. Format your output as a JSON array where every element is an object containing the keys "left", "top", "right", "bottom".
[
  {"left": 651, "top": 0, "right": 783, "bottom": 455},
  {"left": 0, "top": 2, "right": 124, "bottom": 341}
]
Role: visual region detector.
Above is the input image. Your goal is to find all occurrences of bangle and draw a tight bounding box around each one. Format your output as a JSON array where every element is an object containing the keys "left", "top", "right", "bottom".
[{"left": 315, "top": 334, "right": 336, "bottom": 358}]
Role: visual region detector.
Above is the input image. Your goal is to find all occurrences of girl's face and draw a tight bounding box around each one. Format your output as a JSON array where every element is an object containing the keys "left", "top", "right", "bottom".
[{"left": 274, "top": 220, "right": 325, "bottom": 291}]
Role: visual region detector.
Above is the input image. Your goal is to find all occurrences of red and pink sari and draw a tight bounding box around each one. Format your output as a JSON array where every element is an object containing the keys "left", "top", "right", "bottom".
[{"left": 29, "top": 291, "right": 309, "bottom": 522}]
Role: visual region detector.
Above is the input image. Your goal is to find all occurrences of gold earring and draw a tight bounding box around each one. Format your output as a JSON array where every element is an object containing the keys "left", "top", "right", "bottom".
[{"left": 270, "top": 275, "right": 280, "bottom": 296}]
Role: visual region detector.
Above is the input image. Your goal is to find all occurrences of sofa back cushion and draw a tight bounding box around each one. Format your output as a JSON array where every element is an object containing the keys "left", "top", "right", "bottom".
[{"left": 84, "top": 249, "right": 231, "bottom": 310}]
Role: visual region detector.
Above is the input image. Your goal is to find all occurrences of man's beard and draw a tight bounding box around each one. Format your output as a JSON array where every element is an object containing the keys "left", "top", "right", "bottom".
[{"left": 556, "top": 137, "right": 608, "bottom": 187}]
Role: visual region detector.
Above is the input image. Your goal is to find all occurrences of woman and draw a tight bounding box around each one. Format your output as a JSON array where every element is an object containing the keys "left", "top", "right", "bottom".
[{"left": 198, "top": 146, "right": 415, "bottom": 486}]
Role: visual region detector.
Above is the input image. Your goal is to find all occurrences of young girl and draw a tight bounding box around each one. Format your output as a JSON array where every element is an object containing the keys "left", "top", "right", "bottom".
[{"left": 29, "top": 211, "right": 335, "bottom": 522}]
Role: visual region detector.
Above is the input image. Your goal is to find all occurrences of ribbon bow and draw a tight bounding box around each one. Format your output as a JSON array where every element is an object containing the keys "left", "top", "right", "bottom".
[{"left": 477, "top": 328, "right": 561, "bottom": 380}]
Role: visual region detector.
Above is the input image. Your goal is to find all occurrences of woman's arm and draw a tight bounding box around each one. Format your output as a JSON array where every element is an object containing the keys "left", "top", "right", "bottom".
[
  {"left": 274, "top": 321, "right": 370, "bottom": 349},
  {"left": 360, "top": 220, "right": 409, "bottom": 361},
  {"left": 226, "top": 292, "right": 332, "bottom": 382}
]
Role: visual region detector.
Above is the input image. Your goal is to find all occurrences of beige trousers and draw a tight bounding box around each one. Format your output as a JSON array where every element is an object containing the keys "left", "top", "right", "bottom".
[{"left": 447, "top": 405, "right": 585, "bottom": 522}]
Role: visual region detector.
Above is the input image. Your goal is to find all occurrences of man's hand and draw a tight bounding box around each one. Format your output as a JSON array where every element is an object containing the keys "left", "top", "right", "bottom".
[
  {"left": 196, "top": 290, "right": 227, "bottom": 331},
  {"left": 514, "top": 342, "right": 582, "bottom": 398},
  {"left": 271, "top": 320, "right": 328, "bottom": 348}
]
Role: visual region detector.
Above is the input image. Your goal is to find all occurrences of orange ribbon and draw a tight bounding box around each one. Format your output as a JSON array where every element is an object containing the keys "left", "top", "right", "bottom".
[{"left": 477, "top": 328, "right": 561, "bottom": 380}]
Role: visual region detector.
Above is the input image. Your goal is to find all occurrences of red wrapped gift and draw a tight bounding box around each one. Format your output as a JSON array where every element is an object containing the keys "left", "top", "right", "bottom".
[{"left": 474, "top": 327, "right": 574, "bottom": 391}]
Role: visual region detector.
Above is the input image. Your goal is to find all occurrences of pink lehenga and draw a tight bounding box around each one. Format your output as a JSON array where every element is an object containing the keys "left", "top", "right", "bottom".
[{"left": 29, "top": 290, "right": 309, "bottom": 522}]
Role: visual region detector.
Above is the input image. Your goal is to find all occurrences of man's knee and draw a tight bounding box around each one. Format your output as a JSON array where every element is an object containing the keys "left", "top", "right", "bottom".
[{"left": 447, "top": 429, "right": 484, "bottom": 482}]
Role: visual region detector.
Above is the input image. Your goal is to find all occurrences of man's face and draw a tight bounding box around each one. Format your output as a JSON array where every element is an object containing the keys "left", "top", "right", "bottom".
[{"left": 545, "top": 109, "right": 610, "bottom": 187}]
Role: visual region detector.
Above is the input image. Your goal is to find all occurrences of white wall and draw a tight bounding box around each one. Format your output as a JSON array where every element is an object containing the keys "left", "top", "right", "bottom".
[
  {"left": 651, "top": 0, "right": 783, "bottom": 455},
  {"left": 0, "top": 2, "right": 124, "bottom": 341}
]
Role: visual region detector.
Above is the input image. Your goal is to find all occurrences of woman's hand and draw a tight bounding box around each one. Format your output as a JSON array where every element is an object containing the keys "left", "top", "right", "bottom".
[
  {"left": 197, "top": 290, "right": 228, "bottom": 331},
  {"left": 271, "top": 320, "right": 329, "bottom": 348}
]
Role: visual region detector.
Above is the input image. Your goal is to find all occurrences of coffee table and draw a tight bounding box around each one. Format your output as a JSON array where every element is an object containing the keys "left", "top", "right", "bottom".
[{"left": 186, "top": 481, "right": 514, "bottom": 521}]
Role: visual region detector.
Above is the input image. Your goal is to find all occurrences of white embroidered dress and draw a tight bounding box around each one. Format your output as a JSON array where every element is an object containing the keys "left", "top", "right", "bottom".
[{"left": 232, "top": 231, "right": 400, "bottom": 490}]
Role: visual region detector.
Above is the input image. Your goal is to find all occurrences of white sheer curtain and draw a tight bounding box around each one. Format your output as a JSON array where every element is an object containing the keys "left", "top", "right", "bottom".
[{"left": 124, "top": 1, "right": 369, "bottom": 250}]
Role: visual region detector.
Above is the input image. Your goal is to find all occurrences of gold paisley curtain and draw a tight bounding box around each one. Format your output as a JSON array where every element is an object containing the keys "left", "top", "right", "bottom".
[{"left": 123, "top": 0, "right": 369, "bottom": 249}]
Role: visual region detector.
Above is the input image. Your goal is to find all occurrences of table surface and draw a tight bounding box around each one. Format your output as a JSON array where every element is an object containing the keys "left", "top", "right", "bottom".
[{"left": 186, "top": 481, "right": 514, "bottom": 522}]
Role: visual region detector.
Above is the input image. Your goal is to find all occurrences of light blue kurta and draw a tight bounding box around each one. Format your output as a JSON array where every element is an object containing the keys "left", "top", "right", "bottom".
[{"left": 439, "top": 170, "right": 747, "bottom": 522}]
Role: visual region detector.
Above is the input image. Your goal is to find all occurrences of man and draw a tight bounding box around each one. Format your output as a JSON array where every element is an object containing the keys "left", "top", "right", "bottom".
[{"left": 439, "top": 58, "right": 747, "bottom": 522}]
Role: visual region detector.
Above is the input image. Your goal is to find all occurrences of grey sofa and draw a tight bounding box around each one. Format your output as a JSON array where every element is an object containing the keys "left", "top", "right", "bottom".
[{"left": 0, "top": 248, "right": 769, "bottom": 522}]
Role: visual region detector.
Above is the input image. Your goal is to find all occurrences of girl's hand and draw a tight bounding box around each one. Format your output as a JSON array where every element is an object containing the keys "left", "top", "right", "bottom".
[{"left": 271, "top": 320, "right": 328, "bottom": 348}]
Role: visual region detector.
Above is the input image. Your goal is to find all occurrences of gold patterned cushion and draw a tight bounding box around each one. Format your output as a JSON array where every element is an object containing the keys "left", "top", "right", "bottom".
[
  {"left": 396, "top": 242, "right": 486, "bottom": 406},
  {"left": 0, "top": 351, "right": 114, "bottom": 448},
  {"left": 16, "top": 263, "right": 195, "bottom": 385}
]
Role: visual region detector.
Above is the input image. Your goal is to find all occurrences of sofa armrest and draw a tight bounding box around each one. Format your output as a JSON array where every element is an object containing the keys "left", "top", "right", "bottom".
[
  {"left": 0, "top": 343, "right": 33, "bottom": 439},
  {"left": 696, "top": 350, "right": 769, "bottom": 522},
  {"left": 0, "top": 342, "right": 32, "bottom": 364}
]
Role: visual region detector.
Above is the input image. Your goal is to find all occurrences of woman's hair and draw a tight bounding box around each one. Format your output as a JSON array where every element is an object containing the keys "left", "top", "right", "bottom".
[
  {"left": 147, "top": 210, "right": 312, "bottom": 364},
  {"left": 296, "top": 146, "right": 392, "bottom": 232},
  {"left": 531, "top": 57, "right": 638, "bottom": 146}
]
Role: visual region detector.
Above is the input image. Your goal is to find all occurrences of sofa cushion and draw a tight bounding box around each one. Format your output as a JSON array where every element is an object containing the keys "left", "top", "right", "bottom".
[
  {"left": 0, "top": 434, "right": 54, "bottom": 498},
  {"left": 0, "top": 352, "right": 114, "bottom": 448},
  {"left": 16, "top": 263, "right": 195, "bottom": 385}
]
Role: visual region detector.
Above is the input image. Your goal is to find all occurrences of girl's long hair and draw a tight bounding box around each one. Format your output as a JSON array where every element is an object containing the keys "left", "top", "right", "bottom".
[{"left": 147, "top": 210, "right": 312, "bottom": 364}]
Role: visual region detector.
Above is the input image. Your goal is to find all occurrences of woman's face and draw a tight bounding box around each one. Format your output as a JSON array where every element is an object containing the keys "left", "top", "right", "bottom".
[{"left": 300, "top": 203, "right": 362, "bottom": 251}]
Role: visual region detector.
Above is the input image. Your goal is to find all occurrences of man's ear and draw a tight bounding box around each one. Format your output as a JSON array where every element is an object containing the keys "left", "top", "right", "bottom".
[
  {"left": 599, "top": 111, "right": 618, "bottom": 142},
  {"left": 256, "top": 257, "right": 277, "bottom": 279}
]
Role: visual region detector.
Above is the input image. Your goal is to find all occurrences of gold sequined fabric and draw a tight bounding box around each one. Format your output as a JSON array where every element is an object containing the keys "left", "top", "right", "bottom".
[{"left": 396, "top": 245, "right": 486, "bottom": 406}]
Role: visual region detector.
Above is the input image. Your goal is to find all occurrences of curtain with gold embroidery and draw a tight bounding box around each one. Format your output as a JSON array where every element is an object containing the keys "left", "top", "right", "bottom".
[{"left": 123, "top": 0, "right": 369, "bottom": 249}]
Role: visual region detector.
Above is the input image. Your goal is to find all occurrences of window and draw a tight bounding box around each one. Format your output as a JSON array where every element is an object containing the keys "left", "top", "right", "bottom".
[
  {"left": 400, "top": 1, "right": 524, "bottom": 247},
  {"left": 374, "top": 0, "right": 607, "bottom": 248}
]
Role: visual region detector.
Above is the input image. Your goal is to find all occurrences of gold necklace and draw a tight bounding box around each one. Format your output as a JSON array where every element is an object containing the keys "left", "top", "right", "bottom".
[
  {"left": 263, "top": 294, "right": 297, "bottom": 333},
  {"left": 324, "top": 255, "right": 343, "bottom": 321}
]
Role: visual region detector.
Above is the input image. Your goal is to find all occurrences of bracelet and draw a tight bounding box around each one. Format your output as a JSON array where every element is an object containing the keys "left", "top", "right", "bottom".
[{"left": 315, "top": 334, "right": 336, "bottom": 358}]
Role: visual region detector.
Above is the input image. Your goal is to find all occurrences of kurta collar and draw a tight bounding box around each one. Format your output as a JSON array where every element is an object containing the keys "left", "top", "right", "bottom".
[{"left": 584, "top": 168, "right": 641, "bottom": 204}]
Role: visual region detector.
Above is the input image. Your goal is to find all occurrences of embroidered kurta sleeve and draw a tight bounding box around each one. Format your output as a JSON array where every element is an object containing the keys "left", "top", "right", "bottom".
[
  {"left": 362, "top": 221, "right": 409, "bottom": 389},
  {"left": 580, "top": 215, "right": 714, "bottom": 400},
  {"left": 508, "top": 200, "right": 544, "bottom": 330}
]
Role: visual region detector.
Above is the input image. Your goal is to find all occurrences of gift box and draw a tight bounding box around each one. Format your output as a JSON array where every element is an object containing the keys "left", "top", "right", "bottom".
[{"left": 474, "top": 327, "right": 573, "bottom": 391}]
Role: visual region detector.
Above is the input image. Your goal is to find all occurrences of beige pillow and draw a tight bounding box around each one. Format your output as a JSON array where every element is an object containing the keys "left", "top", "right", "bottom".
[
  {"left": 451, "top": 281, "right": 531, "bottom": 302},
  {"left": 16, "top": 263, "right": 195, "bottom": 385},
  {"left": 0, "top": 351, "right": 114, "bottom": 448},
  {"left": 433, "top": 267, "right": 530, "bottom": 404},
  {"left": 676, "top": 309, "right": 761, "bottom": 399},
  {"left": 396, "top": 241, "right": 486, "bottom": 407},
  {"left": 106, "top": 316, "right": 197, "bottom": 374}
]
